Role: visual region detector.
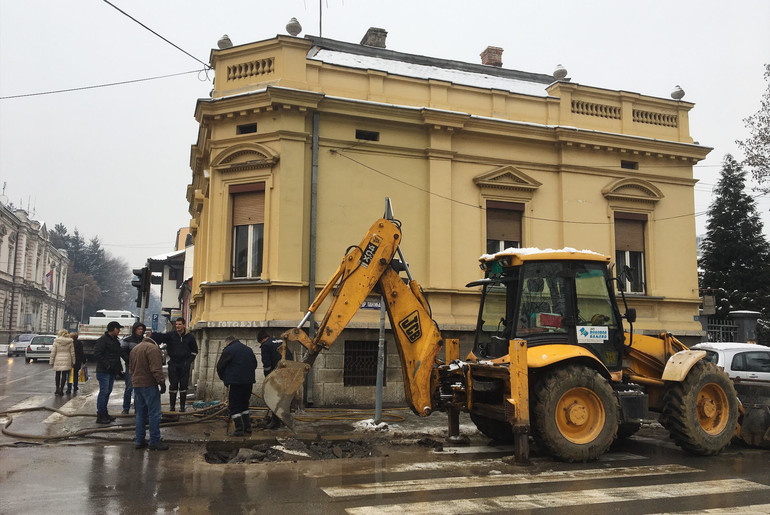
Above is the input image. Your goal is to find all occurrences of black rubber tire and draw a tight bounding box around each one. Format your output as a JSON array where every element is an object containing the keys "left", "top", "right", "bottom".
[
  {"left": 25, "top": 357, "right": 31, "bottom": 363},
  {"left": 660, "top": 360, "right": 739, "bottom": 455},
  {"left": 617, "top": 422, "right": 642, "bottom": 439},
  {"left": 470, "top": 413, "right": 514, "bottom": 443},
  {"left": 532, "top": 364, "right": 619, "bottom": 462}
]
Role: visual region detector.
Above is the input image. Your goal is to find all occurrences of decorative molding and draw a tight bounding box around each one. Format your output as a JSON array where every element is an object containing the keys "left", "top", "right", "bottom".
[
  {"left": 211, "top": 143, "right": 279, "bottom": 172},
  {"left": 602, "top": 178, "right": 664, "bottom": 205},
  {"left": 473, "top": 165, "right": 542, "bottom": 196}
]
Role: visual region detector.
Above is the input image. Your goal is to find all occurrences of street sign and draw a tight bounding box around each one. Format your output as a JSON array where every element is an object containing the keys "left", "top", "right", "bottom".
[{"left": 151, "top": 313, "right": 159, "bottom": 332}]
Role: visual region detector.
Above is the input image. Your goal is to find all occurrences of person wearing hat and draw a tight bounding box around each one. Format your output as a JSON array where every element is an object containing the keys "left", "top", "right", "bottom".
[
  {"left": 129, "top": 336, "right": 168, "bottom": 450},
  {"left": 93, "top": 321, "right": 124, "bottom": 424}
]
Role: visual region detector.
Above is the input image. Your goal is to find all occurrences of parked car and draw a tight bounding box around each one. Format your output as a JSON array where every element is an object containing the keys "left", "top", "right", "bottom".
[
  {"left": 0, "top": 341, "right": 9, "bottom": 357},
  {"left": 9, "top": 333, "right": 36, "bottom": 357},
  {"left": 25, "top": 334, "right": 56, "bottom": 363},
  {"left": 691, "top": 342, "right": 770, "bottom": 404}
]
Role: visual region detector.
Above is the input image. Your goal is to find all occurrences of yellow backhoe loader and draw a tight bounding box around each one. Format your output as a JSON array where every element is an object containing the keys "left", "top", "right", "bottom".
[{"left": 265, "top": 218, "right": 742, "bottom": 462}]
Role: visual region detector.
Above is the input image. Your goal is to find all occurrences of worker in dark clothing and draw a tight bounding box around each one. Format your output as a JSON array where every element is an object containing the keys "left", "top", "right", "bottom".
[
  {"left": 258, "top": 329, "right": 293, "bottom": 376},
  {"left": 150, "top": 317, "right": 197, "bottom": 412},
  {"left": 216, "top": 336, "right": 258, "bottom": 436},
  {"left": 93, "top": 321, "right": 124, "bottom": 424},
  {"left": 120, "top": 322, "right": 146, "bottom": 414},
  {"left": 258, "top": 329, "right": 293, "bottom": 429}
]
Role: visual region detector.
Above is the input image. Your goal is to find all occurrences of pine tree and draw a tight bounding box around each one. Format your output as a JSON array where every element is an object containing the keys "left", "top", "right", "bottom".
[{"left": 700, "top": 155, "right": 770, "bottom": 322}]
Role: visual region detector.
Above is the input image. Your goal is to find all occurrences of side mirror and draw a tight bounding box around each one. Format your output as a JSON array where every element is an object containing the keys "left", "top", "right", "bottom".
[{"left": 625, "top": 308, "right": 637, "bottom": 324}]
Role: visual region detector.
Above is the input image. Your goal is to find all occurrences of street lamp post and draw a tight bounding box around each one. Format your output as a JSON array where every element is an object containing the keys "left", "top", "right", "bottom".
[{"left": 75, "top": 285, "right": 86, "bottom": 325}]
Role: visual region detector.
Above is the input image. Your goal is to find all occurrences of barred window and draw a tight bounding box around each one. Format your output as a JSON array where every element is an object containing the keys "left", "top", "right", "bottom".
[{"left": 343, "top": 340, "right": 385, "bottom": 387}]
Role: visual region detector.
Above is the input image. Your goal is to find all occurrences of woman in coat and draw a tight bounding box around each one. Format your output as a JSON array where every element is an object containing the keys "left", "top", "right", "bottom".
[
  {"left": 50, "top": 329, "right": 75, "bottom": 396},
  {"left": 66, "top": 332, "right": 85, "bottom": 394}
]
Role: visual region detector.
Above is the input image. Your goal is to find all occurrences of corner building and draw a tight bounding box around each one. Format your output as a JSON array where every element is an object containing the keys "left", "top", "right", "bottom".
[{"left": 187, "top": 33, "right": 709, "bottom": 405}]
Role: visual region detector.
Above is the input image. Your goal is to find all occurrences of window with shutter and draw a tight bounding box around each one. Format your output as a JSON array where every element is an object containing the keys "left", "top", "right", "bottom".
[
  {"left": 614, "top": 213, "right": 646, "bottom": 293},
  {"left": 486, "top": 201, "right": 523, "bottom": 254},
  {"left": 231, "top": 183, "right": 265, "bottom": 279}
]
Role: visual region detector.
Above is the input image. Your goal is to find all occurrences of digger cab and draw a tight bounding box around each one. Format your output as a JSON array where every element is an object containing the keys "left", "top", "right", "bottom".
[{"left": 469, "top": 249, "right": 627, "bottom": 372}]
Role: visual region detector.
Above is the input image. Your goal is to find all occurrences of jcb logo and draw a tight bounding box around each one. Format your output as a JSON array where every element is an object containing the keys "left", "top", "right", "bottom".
[
  {"left": 360, "top": 234, "right": 383, "bottom": 269},
  {"left": 399, "top": 311, "right": 422, "bottom": 343}
]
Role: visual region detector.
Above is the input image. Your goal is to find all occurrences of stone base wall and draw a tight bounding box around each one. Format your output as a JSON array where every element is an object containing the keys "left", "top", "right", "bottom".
[{"left": 189, "top": 325, "right": 475, "bottom": 408}]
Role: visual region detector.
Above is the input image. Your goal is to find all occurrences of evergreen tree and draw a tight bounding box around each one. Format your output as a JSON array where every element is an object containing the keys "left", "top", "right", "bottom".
[{"left": 700, "top": 155, "right": 770, "bottom": 322}]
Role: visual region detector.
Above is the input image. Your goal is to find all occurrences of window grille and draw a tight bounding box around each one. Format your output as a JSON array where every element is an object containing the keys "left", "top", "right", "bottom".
[{"left": 343, "top": 340, "right": 385, "bottom": 387}]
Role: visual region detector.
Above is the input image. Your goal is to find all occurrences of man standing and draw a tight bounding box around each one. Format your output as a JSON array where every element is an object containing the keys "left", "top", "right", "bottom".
[
  {"left": 216, "top": 336, "right": 258, "bottom": 436},
  {"left": 258, "top": 329, "right": 293, "bottom": 376},
  {"left": 93, "top": 321, "right": 123, "bottom": 424},
  {"left": 258, "top": 330, "right": 293, "bottom": 429},
  {"left": 151, "top": 317, "right": 198, "bottom": 412},
  {"left": 129, "top": 336, "right": 168, "bottom": 450},
  {"left": 120, "top": 322, "right": 146, "bottom": 414}
]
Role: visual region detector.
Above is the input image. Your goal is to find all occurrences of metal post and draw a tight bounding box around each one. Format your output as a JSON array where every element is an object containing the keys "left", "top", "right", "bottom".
[
  {"left": 374, "top": 296, "right": 386, "bottom": 424},
  {"left": 80, "top": 285, "right": 86, "bottom": 324}
]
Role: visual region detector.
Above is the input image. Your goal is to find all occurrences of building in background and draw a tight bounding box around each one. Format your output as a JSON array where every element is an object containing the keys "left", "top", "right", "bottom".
[
  {"left": 0, "top": 202, "right": 69, "bottom": 342},
  {"left": 186, "top": 29, "right": 709, "bottom": 404}
]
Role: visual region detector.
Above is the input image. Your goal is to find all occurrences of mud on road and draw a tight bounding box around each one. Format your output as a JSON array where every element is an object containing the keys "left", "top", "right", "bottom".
[{"left": 204, "top": 435, "right": 446, "bottom": 464}]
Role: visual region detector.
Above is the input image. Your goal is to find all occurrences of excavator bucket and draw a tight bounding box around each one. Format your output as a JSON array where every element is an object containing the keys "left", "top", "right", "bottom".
[
  {"left": 262, "top": 360, "right": 310, "bottom": 430},
  {"left": 738, "top": 404, "right": 770, "bottom": 448}
]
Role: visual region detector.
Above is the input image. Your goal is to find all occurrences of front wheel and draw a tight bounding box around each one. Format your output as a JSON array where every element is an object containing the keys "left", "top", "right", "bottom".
[
  {"left": 660, "top": 360, "right": 739, "bottom": 455},
  {"left": 532, "top": 364, "right": 619, "bottom": 462}
]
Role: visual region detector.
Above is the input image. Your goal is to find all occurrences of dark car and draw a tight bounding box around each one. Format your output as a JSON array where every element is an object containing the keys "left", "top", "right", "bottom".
[{"left": 9, "top": 333, "right": 36, "bottom": 357}]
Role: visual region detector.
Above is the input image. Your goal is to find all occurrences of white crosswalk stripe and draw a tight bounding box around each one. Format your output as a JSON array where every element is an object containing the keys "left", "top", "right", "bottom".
[
  {"left": 305, "top": 450, "right": 646, "bottom": 479},
  {"left": 344, "top": 479, "right": 770, "bottom": 515},
  {"left": 323, "top": 463, "right": 697, "bottom": 498}
]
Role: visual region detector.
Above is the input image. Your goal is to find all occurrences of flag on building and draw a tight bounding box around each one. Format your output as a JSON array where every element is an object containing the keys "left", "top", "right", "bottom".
[{"left": 45, "top": 269, "right": 54, "bottom": 291}]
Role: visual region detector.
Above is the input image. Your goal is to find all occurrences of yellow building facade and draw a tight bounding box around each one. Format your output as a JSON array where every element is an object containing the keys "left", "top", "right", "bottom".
[{"left": 187, "top": 33, "right": 709, "bottom": 404}]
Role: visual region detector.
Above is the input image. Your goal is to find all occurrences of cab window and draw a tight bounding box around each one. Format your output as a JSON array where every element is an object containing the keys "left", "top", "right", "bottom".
[
  {"left": 516, "top": 263, "right": 567, "bottom": 336},
  {"left": 575, "top": 267, "right": 616, "bottom": 327}
]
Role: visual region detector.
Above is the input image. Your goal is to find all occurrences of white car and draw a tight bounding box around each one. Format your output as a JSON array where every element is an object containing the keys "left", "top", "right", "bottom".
[{"left": 691, "top": 342, "right": 770, "bottom": 405}]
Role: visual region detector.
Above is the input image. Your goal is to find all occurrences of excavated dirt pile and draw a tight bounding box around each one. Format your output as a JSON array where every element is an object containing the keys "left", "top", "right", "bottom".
[{"left": 204, "top": 437, "right": 383, "bottom": 464}]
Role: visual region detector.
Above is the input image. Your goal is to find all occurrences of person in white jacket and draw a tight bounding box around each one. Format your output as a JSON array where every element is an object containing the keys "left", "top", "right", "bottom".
[{"left": 50, "top": 329, "right": 75, "bottom": 396}]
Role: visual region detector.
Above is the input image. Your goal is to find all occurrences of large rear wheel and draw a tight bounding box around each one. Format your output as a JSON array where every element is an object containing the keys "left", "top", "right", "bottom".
[
  {"left": 533, "top": 364, "right": 619, "bottom": 462},
  {"left": 661, "top": 360, "right": 739, "bottom": 455}
]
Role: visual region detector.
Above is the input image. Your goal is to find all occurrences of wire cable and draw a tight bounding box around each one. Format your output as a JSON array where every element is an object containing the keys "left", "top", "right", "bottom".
[
  {"left": 102, "top": 0, "right": 210, "bottom": 70},
  {"left": 0, "top": 69, "right": 205, "bottom": 100},
  {"left": 331, "top": 148, "right": 715, "bottom": 226}
]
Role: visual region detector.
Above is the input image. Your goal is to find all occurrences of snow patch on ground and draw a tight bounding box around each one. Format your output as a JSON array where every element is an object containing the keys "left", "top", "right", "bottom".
[{"left": 353, "top": 419, "right": 390, "bottom": 432}]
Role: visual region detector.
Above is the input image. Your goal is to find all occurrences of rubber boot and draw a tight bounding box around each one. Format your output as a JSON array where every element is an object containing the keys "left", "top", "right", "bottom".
[
  {"left": 229, "top": 414, "right": 244, "bottom": 437},
  {"left": 169, "top": 392, "right": 177, "bottom": 412},
  {"left": 179, "top": 394, "right": 186, "bottom": 413},
  {"left": 241, "top": 411, "right": 252, "bottom": 434}
]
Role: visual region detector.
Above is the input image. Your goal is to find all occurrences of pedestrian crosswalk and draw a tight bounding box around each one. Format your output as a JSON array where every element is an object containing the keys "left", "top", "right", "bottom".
[
  {"left": 308, "top": 446, "right": 770, "bottom": 514},
  {"left": 342, "top": 479, "right": 769, "bottom": 514}
]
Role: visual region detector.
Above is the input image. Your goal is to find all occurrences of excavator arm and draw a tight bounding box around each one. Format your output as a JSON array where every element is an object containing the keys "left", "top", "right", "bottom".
[{"left": 263, "top": 219, "right": 444, "bottom": 428}]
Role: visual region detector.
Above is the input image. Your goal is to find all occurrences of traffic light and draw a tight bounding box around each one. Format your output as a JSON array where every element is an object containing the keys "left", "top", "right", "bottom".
[{"left": 132, "top": 267, "right": 149, "bottom": 308}]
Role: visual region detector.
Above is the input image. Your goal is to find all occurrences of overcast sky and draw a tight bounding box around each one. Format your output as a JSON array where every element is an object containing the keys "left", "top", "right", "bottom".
[{"left": 1, "top": 1, "right": 768, "bottom": 269}]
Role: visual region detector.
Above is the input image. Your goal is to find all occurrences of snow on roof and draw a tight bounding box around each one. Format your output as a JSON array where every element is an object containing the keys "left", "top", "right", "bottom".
[
  {"left": 148, "top": 249, "right": 185, "bottom": 262},
  {"left": 310, "top": 49, "right": 551, "bottom": 97},
  {"left": 480, "top": 247, "right": 605, "bottom": 261}
]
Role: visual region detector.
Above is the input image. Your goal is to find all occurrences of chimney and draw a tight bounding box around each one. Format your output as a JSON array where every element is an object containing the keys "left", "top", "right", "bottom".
[
  {"left": 360, "top": 27, "right": 388, "bottom": 48},
  {"left": 480, "top": 46, "right": 503, "bottom": 67}
]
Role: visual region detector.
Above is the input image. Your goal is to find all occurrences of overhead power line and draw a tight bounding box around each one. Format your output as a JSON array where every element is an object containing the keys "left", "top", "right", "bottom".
[
  {"left": 102, "top": 0, "right": 210, "bottom": 69},
  {"left": 0, "top": 69, "right": 205, "bottom": 100},
  {"left": 331, "top": 148, "right": 717, "bottom": 226}
]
